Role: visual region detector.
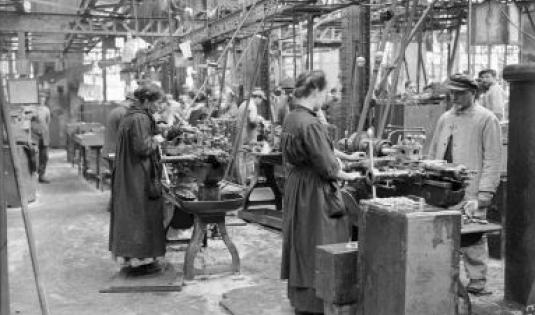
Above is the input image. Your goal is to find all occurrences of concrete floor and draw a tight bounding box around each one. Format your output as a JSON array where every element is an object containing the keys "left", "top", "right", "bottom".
[{"left": 5, "top": 150, "right": 522, "bottom": 314}]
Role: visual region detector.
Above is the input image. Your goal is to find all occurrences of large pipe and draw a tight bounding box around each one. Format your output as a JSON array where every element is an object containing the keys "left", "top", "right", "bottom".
[{"left": 503, "top": 64, "right": 535, "bottom": 306}]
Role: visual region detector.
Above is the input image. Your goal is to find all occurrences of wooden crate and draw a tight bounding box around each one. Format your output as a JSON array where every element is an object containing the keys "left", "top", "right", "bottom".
[{"left": 359, "top": 199, "right": 461, "bottom": 315}]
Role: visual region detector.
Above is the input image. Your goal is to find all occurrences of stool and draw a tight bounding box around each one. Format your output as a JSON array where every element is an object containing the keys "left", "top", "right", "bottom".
[{"left": 183, "top": 212, "right": 240, "bottom": 280}]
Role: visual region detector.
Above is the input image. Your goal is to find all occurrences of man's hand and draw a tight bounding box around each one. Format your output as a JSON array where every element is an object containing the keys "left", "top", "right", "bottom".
[
  {"left": 478, "top": 192, "right": 494, "bottom": 209},
  {"left": 463, "top": 199, "right": 479, "bottom": 218},
  {"left": 153, "top": 134, "right": 165, "bottom": 144}
]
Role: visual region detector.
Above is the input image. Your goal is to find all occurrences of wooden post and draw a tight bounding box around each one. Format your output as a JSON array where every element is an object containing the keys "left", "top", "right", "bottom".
[
  {"left": 217, "top": 49, "right": 229, "bottom": 110},
  {"left": 0, "top": 77, "right": 10, "bottom": 315},
  {"left": 102, "top": 47, "right": 107, "bottom": 102},
  {"left": 448, "top": 20, "right": 461, "bottom": 78},
  {"left": 1, "top": 90, "right": 50, "bottom": 315}
]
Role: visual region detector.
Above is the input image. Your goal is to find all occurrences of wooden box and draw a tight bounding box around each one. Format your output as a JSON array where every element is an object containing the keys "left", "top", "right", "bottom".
[
  {"left": 315, "top": 242, "right": 358, "bottom": 305},
  {"left": 359, "top": 199, "right": 461, "bottom": 315}
]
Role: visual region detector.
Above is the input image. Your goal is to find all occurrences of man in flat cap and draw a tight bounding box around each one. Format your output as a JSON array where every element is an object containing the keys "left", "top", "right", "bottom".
[{"left": 429, "top": 74, "right": 502, "bottom": 295}]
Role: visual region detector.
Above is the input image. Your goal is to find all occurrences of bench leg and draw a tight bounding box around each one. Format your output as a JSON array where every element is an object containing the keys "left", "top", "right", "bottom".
[
  {"left": 241, "top": 179, "right": 258, "bottom": 212},
  {"left": 183, "top": 216, "right": 206, "bottom": 280},
  {"left": 217, "top": 221, "right": 240, "bottom": 274}
]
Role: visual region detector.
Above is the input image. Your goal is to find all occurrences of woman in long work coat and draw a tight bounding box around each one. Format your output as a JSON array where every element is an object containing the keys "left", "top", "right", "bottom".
[
  {"left": 281, "top": 70, "right": 361, "bottom": 314},
  {"left": 109, "top": 83, "right": 166, "bottom": 274}
]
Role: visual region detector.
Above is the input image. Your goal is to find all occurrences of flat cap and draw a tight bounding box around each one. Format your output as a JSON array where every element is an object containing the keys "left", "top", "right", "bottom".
[{"left": 444, "top": 74, "right": 479, "bottom": 91}]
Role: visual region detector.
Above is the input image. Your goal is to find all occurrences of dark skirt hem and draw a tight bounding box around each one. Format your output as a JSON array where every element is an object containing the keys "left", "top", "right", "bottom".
[{"left": 288, "top": 284, "right": 324, "bottom": 314}]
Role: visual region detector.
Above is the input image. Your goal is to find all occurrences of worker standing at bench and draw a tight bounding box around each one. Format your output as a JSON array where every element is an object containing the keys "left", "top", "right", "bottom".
[
  {"left": 280, "top": 70, "right": 361, "bottom": 315},
  {"left": 31, "top": 92, "right": 51, "bottom": 184},
  {"left": 429, "top": 74, "right": 502, "bottom": 295}
]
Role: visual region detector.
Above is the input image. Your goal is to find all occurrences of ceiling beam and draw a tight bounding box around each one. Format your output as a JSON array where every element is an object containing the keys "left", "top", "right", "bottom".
[{"left": 0, "top": 12, "right": 180, "bottom": 37}]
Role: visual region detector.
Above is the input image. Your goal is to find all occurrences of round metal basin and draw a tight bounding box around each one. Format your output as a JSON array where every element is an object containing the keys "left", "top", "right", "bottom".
[{"left": 179, "top": 197, "right": 244, "bottom": 214}]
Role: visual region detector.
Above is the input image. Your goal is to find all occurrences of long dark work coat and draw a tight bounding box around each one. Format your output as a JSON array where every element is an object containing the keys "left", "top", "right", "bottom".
[
  {"left": 280, "top": 106, "right": 350, "bottom": 289},
  {"left": 109, "top": 105, "right": 166, "bottom": 259}
]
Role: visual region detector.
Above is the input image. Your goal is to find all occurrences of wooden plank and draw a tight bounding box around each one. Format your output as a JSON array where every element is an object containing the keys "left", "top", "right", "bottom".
[
  {"left": 237, "top": 208, "right": 282, "bottom": 230},
  {"left": 461, "top": 222, "right": 502, "bottom": 235},
  {"left": 315, "top": 242, "right": 358, "bottom": 305},
  {"left": 99, "top": 285, "right": 183, "bottom": 293}
]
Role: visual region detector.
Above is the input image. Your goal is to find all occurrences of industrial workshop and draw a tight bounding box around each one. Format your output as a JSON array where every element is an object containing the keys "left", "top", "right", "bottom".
[{"left": 1, "top": 0, "right": 535, "bottom": 314}]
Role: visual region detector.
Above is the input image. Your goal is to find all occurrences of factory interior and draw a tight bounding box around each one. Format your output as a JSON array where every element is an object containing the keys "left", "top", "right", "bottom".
[{"left": 2, "top": 0, "right": 535, "bottom": 314}]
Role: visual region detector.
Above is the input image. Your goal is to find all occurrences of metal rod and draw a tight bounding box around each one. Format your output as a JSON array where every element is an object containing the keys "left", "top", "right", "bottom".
[
  {"left": 102, "top": 47, "right": 107, "bottom": 102},
  {"left": 306, "top": 14, "right": 314, "bottom": 71},
  {"left": 0, "top": 75, "right": 10, "bottom": 315},
  {"left": 1, "top": 88, "right": 50, "bottom": 314},
  {"left": 216, "top": 49, "right": 230, "bottom": 111},
  {"left": 293, "top": 21, "right": 297, "bottom": 81},
  {"left": 417, "top": 31, "right": 422, "bottom": 92},
  {"left": 467, "top": 0, "right": 472, "bottom": 73}
]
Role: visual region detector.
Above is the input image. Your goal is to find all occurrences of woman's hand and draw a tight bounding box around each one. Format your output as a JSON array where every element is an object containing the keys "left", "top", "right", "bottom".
[
  {"left": 337, "top": 170, "right": 362, "bottom": 181},
  {"left": 346, "top": 151, "right": 366, "bottom": 161}
]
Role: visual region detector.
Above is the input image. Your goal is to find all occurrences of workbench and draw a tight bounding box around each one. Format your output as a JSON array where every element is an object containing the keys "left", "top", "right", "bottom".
[
  {"left": 237, "top": 152, "right": 285, "bottom": 229},
  {"left": 161, "top": 182, "right": 242, "bottom": 281},
  {"left": 72, "top": 132, "right": 104, "bottom": 189}
]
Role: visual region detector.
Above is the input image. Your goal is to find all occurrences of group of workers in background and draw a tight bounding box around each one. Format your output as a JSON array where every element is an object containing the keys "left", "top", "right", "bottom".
[{"left": 101, "top": 66, "right": 504, "bottom": 314}]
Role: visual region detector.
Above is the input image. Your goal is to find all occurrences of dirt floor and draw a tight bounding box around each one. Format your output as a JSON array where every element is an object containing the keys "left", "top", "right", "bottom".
[{"left": 5, "top": 150, "right": 522, "bottom": 315}]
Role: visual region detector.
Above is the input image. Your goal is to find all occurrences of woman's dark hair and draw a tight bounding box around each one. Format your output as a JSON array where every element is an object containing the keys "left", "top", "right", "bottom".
[
  {"left": 293, "top": 70, "right": 327, "bottom": 99},
  {"left": 133, "top": 83, "right": 162, "bottom": 103}
]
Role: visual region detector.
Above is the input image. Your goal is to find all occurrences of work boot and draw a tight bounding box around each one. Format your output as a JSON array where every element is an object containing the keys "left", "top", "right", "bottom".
[
  {"left": 38, "top": 176, "right": 50, "bottom": 184},
  {"left": 466, "top": 279, "right": 491, "bottom": 295}
]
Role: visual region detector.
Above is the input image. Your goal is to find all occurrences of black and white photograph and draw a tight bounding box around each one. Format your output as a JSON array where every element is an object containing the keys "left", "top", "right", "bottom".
[{"left": 0, "top": 0, "right": 532, "bottom": 314}]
